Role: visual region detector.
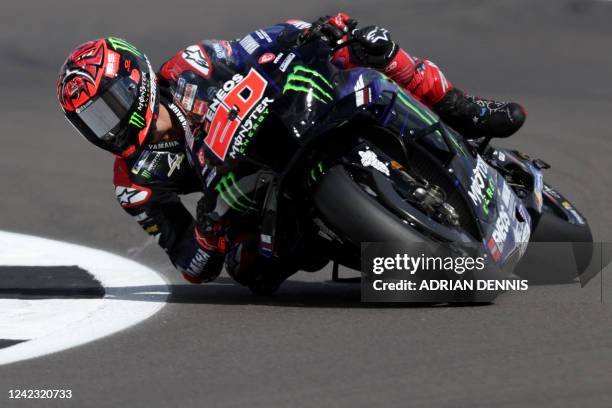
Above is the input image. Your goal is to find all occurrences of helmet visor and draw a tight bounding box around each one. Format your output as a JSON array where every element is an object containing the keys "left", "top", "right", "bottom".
[{"left": 70, "top": 76, "right": 139, "bottom": 152}]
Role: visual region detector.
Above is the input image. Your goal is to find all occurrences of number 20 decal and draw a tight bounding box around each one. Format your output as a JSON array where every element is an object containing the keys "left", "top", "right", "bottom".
[{"left": 205, "top": 69, "right": 268, "bottom": 160}]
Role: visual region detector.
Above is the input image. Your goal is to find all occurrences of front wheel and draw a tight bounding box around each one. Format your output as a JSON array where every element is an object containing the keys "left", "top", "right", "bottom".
[
  {"left": 515, "top": 184, "right": 593, "bottom": 283},
  {"left": 313, "top": 164, "right": 499, "bottom": 303},
  {"left": 314, "top": 165, "right": 428, "bottom": 244}
]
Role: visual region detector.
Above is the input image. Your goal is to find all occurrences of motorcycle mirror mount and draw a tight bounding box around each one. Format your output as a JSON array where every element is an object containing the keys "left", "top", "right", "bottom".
[{"left": 477, "top": 135, "right": 493, "bottom": 155}]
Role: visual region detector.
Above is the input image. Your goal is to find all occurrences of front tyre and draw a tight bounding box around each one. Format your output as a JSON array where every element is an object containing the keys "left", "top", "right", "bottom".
[
  {"left": 313, "top": 165, "right": 498, "bottom": 303},
  {"left": 515, "top": 186, "right": 593, "bottom": 283},
  {"left": 313, "top": 165, "right": 427, "bottom": 245}
]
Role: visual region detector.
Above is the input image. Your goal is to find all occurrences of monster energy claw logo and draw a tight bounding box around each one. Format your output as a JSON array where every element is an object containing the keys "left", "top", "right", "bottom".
[
  {"left": 282, "top": 65, "right": 334, "bottom": 104},
  {"left": 215, "top": 172, "right": 255, "bottom": 212},
  {"left": 107, "top": 37, "right": 143, "bottom": 57},
  {"left": 129, "top": 112, "right": 145, "bottom": 128}
]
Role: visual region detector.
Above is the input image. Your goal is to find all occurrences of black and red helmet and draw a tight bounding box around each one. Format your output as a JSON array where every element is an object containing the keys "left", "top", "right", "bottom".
[{"left": 57, "top": 37, "right": 159, "bottom": 157}]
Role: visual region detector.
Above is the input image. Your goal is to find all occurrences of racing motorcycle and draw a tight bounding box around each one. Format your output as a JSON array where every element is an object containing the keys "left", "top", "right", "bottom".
[{"left": 190, "top": 36, "right": 593, "bottom": 295}]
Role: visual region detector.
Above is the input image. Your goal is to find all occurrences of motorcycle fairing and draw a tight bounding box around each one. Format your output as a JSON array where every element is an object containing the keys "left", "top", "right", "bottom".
[{"left": 186, "top": 31, "right": 533, "bottom": 268}]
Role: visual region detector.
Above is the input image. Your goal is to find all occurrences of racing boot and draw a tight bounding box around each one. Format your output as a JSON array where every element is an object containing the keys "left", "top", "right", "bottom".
[{"left": 433, "top": 88, "right": 527, "bottom": 139}]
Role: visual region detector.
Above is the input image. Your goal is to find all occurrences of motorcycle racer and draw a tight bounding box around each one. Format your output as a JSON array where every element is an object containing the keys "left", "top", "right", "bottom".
[{"left": 56, "top": 13, "right": 526, "bottom": 287}]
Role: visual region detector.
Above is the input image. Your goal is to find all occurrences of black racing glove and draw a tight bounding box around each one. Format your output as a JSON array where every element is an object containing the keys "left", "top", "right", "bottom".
[
  {"left": 196, "top": 195, "right": 220, "bottom": 236},
  {"left": 347, "top": 25, "right": 399, "bottom": 68}
]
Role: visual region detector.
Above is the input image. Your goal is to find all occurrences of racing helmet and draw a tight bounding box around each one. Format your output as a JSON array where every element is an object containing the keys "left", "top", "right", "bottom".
[{"left": 57, "top": 37, "right": 159, "bottom": 157}]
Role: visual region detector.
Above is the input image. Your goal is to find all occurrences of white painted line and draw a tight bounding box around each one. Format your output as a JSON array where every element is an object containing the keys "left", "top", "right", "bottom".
[
  {"left": 0, "top": 231, "right": 169, "bottom": 366},
  {"left": 0, "top": 298, "right": 104, "bottom": 340}
]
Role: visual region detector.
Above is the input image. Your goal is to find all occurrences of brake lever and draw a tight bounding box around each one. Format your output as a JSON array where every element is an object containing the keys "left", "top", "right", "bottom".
[{"left": 330, "top": 37, "right": 358, "bottom": 54}]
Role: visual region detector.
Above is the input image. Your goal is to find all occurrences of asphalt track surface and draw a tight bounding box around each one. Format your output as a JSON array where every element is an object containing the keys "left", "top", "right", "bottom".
[{"left": 1, "top": 0, "right": 612, "bottom": 407}]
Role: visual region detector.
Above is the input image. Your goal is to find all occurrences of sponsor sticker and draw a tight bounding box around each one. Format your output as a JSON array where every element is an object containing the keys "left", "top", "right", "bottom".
[
  {"left": 145, "top": 225, "right": 159, "bottom": 234},
  {"left": 104, "top": 50, "right": 120, "bottom": 78},
  {"left": 491, "top": 208, "right": 511, "bottom": 252},
  {"left": 166, "top": 153, "right": 184, "bottom": 177},
  {"left": 182, "top": 83, "right": 197, "bottom": 111},
  {"left": 358, "top": 149, "right": 390, "bottom": 176},
  {"left": 115, "top": 186, "right": 151, "bottom": 208},
  {"left": 273, "top": 53, "right": 284, "bottom": 64},
  {"left": 197, "top": 148, "right": 206, "bottom": 166},
  {"left": 129, "top": 68, "right": 140, "bottom": 83},
  {"left": 167, "top": 102, "right": 192, "bottom": 149},
  {"left": 279, "top": 53, "right": 296, "bottom": 72},
  {"left": 500, "top": 181, "right": 514, "bottom": 210},
  {"left": 147, "top": 140, "right": 180, "bottom": 150},
  {"left": 212, "top": 42, "right": 226, "bottom": 59},
  {"left": 131, "top": 150, "right": 151, "bottom": 175},
  {"left": 286, "top": 20, "right": 311, "bottom": 30},
  {"left": 258, "top": 53, "right": 276, "bottom": 64},
  {"left": 494, "top": 150, "right": 506, "bottom": 162},
  {"left": 255, "top": 29, "right": 272, "bottom": 43},
  {"left": 468, "top": 156, "right": 496, "bottom": 215},
  {"left": 487, "top": 238, "right": 502, "bottom": 263},
  {"left": 181, "top": 44, "right": 211, "bottom": 78},
  {"left": 205, "top": 167, "right": 217, "bottom": 187},
  {"left": 365, "top": 27, "right": 390, "bottom": 43},
  {"left": 239, "top": 35, "right": 259, "bottom": 54},
  {"left": 192, "top": 99, "right": 208, "bottom": 116},
  {"left": 354, "top": 74, "right": 371, "bottom": 107},
  {"left": 175, "top": 77, "right": 186, "bottom": 101},
  {"left": 569, "top": 209, "right": 586, "bottom": 225},
  {"left": 220, "top": 40, "right": 233, "bottom": 56}
]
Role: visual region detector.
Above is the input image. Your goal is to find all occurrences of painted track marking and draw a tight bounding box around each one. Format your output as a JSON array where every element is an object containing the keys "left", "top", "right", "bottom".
[{"left": 0, "top": 231, "right": 169, "bottom": 366}]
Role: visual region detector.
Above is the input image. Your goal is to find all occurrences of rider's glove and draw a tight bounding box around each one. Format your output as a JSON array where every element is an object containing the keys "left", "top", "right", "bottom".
[
  {"left": 299, "top": 13, "right": 358, "bottom": 46},
  {"left": 326, "top": 13, "right": 358, "bottom": 33},
  {"left": 195, "top": 196, "right": 227, "bottom": 253},
  {"left": 178, "top": 196, "right": 227, "bottom": 284},
  {"left": 346, "top": 25, "right": 399, "bottom": 68}
]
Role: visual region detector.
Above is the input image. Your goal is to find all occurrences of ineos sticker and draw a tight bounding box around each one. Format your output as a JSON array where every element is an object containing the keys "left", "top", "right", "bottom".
[{"left": 204, "top": 69, "right": 270, "bottom": 160}]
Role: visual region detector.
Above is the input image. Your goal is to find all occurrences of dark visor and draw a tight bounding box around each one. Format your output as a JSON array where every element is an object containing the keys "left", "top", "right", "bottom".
[{"left": 70, "top": 76, "right": 139, "bottom": 152}]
